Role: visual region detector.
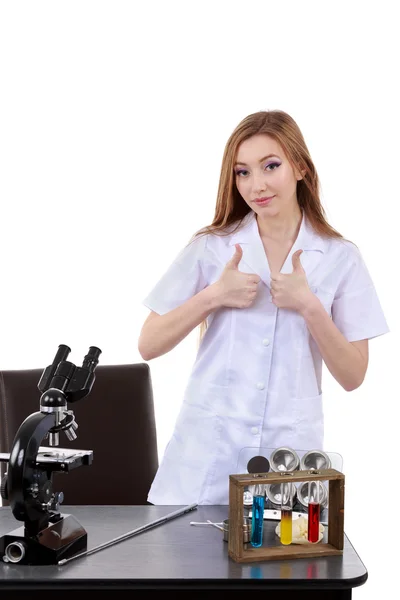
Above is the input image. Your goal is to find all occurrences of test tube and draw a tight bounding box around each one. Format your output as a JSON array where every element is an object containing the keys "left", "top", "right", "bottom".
[
  {"left": 307, "top": 480, "right": 321, "bottom": 543},
  {"left": 250, "top": 483, "right": 265, "bottom": 548},
  {"left": 280, "top": 481, "right": 293, "bottom": 545}
]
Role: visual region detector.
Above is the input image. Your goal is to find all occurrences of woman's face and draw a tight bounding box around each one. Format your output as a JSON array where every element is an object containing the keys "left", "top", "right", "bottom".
[{"left": 234, "top": 134, "right": 303, "bottom": 217}]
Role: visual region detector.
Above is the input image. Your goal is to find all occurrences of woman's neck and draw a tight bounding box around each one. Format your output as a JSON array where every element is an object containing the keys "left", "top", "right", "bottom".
[{"left": 256, "top": 206, "right": 302, "bottom": 243}]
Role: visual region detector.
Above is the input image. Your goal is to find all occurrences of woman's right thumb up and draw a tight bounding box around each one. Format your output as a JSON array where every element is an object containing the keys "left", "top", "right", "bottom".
[{"left": 227, "top": 244, "right": 243, "bottom": 269}]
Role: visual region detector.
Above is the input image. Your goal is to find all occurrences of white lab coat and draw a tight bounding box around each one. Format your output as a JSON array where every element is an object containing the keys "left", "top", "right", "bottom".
[{"left": 142, "top": 211, "right": 389, "bottom": 505}]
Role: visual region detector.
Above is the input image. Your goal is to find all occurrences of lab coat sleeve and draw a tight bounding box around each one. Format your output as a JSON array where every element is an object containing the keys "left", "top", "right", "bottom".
[
  {"left": 331, "top": 243, "right": 389, "bottom": 342},
  {"left": 142, "top": 234, "right": 209, "bottom": 315}
]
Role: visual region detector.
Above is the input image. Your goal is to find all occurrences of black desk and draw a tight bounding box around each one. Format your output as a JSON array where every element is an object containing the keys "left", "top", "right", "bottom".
[{"left": 0, "top": 505, "right": 367, "bottom": 597}]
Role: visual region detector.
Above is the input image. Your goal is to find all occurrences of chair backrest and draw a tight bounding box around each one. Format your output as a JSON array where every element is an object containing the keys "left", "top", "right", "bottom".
[{"left": 0, "top": 363, "right": 158, "bottom": 505}]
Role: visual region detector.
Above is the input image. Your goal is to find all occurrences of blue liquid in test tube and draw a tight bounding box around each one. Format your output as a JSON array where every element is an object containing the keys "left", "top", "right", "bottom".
[{"left": 251, "top": 484, "right": 265, "bottom": 548}]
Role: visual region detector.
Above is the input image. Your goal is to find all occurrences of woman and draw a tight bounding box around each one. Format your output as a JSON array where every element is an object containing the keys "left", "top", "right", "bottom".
[{"left": 138, "top": 110, "right": 389, "bottom": 505}]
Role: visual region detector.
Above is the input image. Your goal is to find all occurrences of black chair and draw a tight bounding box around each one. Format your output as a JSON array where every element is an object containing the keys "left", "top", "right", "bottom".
[{"left": 0, "top": 363, "right": 158, "bottom": 505}]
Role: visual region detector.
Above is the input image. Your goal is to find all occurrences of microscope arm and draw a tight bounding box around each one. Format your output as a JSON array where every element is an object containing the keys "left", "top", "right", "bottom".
[{"left": 8, "top": 411, "right": 56, "bottom": 524}]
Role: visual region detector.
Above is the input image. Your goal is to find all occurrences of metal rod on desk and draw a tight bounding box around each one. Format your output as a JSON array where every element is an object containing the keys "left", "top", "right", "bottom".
[{"left": 58, "top": 503, "right": 198, "bottom": 565}]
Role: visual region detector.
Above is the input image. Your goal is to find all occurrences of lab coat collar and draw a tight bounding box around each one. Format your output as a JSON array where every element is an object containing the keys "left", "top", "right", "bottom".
[{"left": 229, "top": 210, "right": 327, "bottom": 288}]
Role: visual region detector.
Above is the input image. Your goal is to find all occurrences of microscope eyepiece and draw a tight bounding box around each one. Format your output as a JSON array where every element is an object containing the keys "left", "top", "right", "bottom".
[
  {"left": 82, "top": 346, "right": 102, "bottom": 372},
  {"left": 53, "top": 345, "right": 71, "bottom": 365},
  {"left": 38, "top": 344, "right": 72, "bottom": 393}
]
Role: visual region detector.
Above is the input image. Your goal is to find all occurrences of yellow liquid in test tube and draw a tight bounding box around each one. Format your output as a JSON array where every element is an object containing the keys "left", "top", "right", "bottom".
[{"left": 280, "top": 509, "right": 292, "bottom": 545}]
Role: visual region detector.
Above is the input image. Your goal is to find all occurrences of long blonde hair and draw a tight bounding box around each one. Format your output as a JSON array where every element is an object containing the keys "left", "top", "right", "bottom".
[{"left": 196, "top": 109, "right": 344, "bottom": 343}]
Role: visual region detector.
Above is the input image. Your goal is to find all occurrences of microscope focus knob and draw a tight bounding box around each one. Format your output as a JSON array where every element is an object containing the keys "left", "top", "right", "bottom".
[
  {"left": 55, "top": 491, "right": 64, "bottom": 504},
  {"left": 0, "top": 473, "right": 8, "bottom": 500},
  {"left": 38, "top": 480, "right": 53, "bottom": 503},
  {"left": 49, "top": 491, "right": 64, "bottom": 512}
]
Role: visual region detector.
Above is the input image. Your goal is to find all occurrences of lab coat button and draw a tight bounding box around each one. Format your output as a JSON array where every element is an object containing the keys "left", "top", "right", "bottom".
[
  {"left": 262, "top": 338, "right": 270, "bottom": 346},
  {"left": 251, "top": 426, "right": 259, "bottom": 435},
  {"left": 256, "top": 382, "right": 265, "bottom": 390}
]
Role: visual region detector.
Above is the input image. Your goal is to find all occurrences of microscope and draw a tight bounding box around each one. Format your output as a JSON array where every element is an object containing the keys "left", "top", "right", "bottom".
[{"left": 0, "top": 344, "right": 101, "bottom": 565}]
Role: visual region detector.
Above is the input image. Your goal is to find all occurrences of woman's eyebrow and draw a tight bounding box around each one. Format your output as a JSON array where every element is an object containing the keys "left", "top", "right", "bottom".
[{"left": 234, "top": 154, "right": 280, "bottom": 166}]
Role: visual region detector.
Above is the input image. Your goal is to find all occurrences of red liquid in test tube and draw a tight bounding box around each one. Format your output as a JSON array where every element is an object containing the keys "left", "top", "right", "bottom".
[
  {"left": 308, "top": 501, "right": 320, "bottom": 543},
  {"left": 307, "top": 480, "right": 320, "bottom": 543}
]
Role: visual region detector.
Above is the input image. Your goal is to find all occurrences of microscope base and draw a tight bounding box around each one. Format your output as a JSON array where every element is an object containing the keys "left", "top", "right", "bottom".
[{"left": 0, "top": 514, "right": 87, "bottom": 565}]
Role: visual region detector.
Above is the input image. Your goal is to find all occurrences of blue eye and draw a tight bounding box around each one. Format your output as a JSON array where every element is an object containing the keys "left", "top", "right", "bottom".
[
  {"left": 267, "top": 162, "right": 280, "bottom": 171},
  {"left": 235, "top": 162, "right": 281, "bottom": 177}
]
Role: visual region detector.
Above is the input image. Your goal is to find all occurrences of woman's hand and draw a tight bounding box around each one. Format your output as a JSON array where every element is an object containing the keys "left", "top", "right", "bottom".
[
  {"left": 270, "top": 250, "right": 314, "bottom": 312},
  {"left": 213, "top": 244, "right": 261, "bottom": 309}
]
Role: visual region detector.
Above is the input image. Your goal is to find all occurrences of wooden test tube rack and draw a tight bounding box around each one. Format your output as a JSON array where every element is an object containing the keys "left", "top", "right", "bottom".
[{"left": 228, "top": 468, "right": 344, "bottom": 563}]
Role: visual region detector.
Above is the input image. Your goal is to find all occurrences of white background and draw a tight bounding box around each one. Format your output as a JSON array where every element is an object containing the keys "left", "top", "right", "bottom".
[{"left": 0, "top": 1, "right": 397, "bottom": 596}]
